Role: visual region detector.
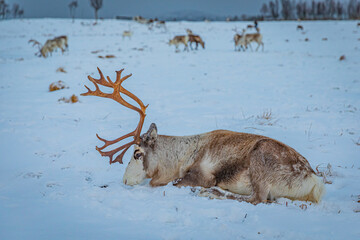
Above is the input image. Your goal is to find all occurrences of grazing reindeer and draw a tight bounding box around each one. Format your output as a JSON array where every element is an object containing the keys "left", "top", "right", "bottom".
[
  {"left": 81, "top": 68, "right": 325, "bottom": 205},
  {"left": 244, "top": 29, "right": 264, "bottom": 51},
  {"left": 156, "top": 20, "right": 167, "bottom": 31},
  {"left": 233, "top": 28, "right": 247, "bottom": 52},
  {"left": 168, "top": 35, "right": 189, "bottom": 51},
  {"left": 29, "top": 36, "right": 68, "bottom": 58},
  {"left": 186, "top": 29, "right": 205, "bottom": 50},
  {"left": 297, "top": 25, "right": 304, "bottom": 31},
  {"left": 122, "top": 30, "right": 133, "bottom": 39},
  {"left": 133, "top": 16, "right": 148, "bottom": 24}
]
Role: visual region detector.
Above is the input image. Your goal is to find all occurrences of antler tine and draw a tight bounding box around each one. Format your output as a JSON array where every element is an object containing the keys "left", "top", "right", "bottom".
[
  {"left": 87, "top": 67, "right": 114, "bottom": 88},
  {"left": 96, "top": 132, "right": 135, "bottom": 151},
  {"left": 96, "top": 140, "right": 135, "bottom": 164}
]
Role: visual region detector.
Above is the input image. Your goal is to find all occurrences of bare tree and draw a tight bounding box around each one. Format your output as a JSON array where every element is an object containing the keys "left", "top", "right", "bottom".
[
  {"left": 269, "top": 0, "right": 280, "bottom": 19},
  {"left": 0, "top": 0, "right": 9, "bottom": 19},
  {"left": 18, "top": 8, "right": 23, "bottom": 18},
  {"left": 90, "top": 0, "right": 103, "bottom": 23},
  {"left": 317, "top": 1, "right": 326, "bottom": 18},
  {"left": 68, "top": 0, "right": 78, "bottom": 23},
  {"left": 309, "top": 0, "right": 316, "bottom": 19},
  {"left": 323, "top": 0, "right": 336, "bottom": 18},
  {"left": 336, "top": 1, "right": 344, "bottom": 19},
  {"left": 260, "top": 3, "right": 269, "bottom": 18},
  {"left": 348, "top": 0, "right": 360, "bottom": 19},
  {"left": 281, "top": 0, "right": 294, "bottom": 19},
  {"left": 12, "top": 3, "right": 19, "bottom": 18},
  {"left": 302, "top": 2, "right": 308, "bottom": 19},
  {"left": 296, "top": 1, "right": 308, "bottom": 19}
]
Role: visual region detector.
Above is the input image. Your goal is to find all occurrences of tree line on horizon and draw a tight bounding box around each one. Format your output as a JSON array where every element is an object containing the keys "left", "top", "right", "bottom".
[
  {"left": 259, "top": 0, "right": 360, "bottom": 20},
  {"left": 1, "top": 0, "right": 359, "bottom": 21}
]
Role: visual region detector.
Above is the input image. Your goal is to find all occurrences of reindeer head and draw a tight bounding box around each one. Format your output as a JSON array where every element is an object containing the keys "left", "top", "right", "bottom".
[
  {"left": 82, "top": 67, "right": 152, "bottom": 185},
  {"left": 123, "top": 123, "right": 158, "bottom": 185}
]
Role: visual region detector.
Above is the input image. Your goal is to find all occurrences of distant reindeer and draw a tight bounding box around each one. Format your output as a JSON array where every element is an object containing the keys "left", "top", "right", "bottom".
[
  {"left": 297, "top": 25, "right": 304, "bottom": 31},
  {"left": 29, "top": 36, "right": 68, "bottom": 58},
  {"left": 122, "top": 30, "right": 133, "bottom": 39},
  {"left": 244, "top": 28, "right": 264, "bottom": 51},
  {"left": 81, "top": 68, "right": 325, "bottom": 205},
  {"left": 233, "top": 28, "right": 247, "bottom": 51},
  {"left": 155, "top": 20, "right": 167, "bottom": 31},
  {"left": 186, "top": 29, "right": 205, "bottom": 50},
  {"left": 133, "top": 16, "right": 146, "bottom": 23},
  {"left": 247, "top": 24, "right": 254, "bottom": 29},
  {"left": 146, "top": 19, "right": 155, "bottom": 30},
  {"left": 168, "top": 35, "right": 189, "bottom": 51}
]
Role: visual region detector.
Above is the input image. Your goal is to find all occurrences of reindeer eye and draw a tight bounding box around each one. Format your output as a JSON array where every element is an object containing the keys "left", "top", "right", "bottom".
[{"left": 134, "top": 150, "right": 143, "bottom": 159}]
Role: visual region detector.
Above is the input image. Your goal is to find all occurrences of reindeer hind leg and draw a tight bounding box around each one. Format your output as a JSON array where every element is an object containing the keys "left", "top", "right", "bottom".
[{"left": 189, "top": 42, "right": 194, "bottom": 50}]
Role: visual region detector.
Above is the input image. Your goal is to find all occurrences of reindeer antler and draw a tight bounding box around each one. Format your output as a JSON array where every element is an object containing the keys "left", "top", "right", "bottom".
[{"left": 81, "top": 67, "right": 148, "bottom": 164}]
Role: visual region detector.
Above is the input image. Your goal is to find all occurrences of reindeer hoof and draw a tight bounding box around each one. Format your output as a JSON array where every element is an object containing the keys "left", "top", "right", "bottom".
[{"left": 172, "top": 178, "right": 183, "bottom": 186}]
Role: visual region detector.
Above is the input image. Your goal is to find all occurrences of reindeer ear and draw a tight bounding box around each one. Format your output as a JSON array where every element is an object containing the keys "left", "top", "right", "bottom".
[
  {"left": 147, "top": 123, "right": 158, "bottom": 139},
  {"left": 142, "top": 123, "right": 157, "bottom": 147}
]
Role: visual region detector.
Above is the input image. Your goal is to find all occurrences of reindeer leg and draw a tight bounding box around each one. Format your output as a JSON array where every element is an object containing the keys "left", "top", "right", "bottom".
[
  {"left": 246, "top": 181, "right": 271, "bottom": 205},
  {"left": 150, "top": 169, "right": 171, "bottom": 187},
  {"left": 246, "top": 141, "right": 275, "bottom": 204},
  {"left": 173, "top": 168, "right": 216, "bottom": 188},
  {"left": 196, "top": 187, "right": 247, "bottom": 201},
  {"left": 184, "top": 43, "right": 189, "bottom": 52}
]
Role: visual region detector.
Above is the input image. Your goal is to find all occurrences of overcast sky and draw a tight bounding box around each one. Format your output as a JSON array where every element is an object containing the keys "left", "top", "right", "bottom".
[{"left": 6, "top": 0, "right": 267, "bottom": 19}]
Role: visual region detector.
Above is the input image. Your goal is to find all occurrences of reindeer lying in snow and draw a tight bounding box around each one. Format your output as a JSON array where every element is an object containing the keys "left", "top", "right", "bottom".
[{"left": 81, "top": 68, "right": 325, "bottom": 205}]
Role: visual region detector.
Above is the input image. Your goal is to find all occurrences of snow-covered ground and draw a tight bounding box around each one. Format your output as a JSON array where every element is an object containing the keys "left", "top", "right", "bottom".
[{"left": 0, "top": 18, "right": 359, "bottom": 239}]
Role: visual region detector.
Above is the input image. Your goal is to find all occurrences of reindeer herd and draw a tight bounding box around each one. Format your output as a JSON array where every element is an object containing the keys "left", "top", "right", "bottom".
[
  {"left": 28, "top": 18, "right": 265, "bottom": 58},
  {"left": 168, "top": 26, "right": 264, "bottom": 52}
]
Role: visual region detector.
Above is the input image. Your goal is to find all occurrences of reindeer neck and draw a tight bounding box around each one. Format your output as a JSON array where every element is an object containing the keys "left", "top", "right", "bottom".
[{"left": 147, "top": 134, "right": 203, "bottom": 178}]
